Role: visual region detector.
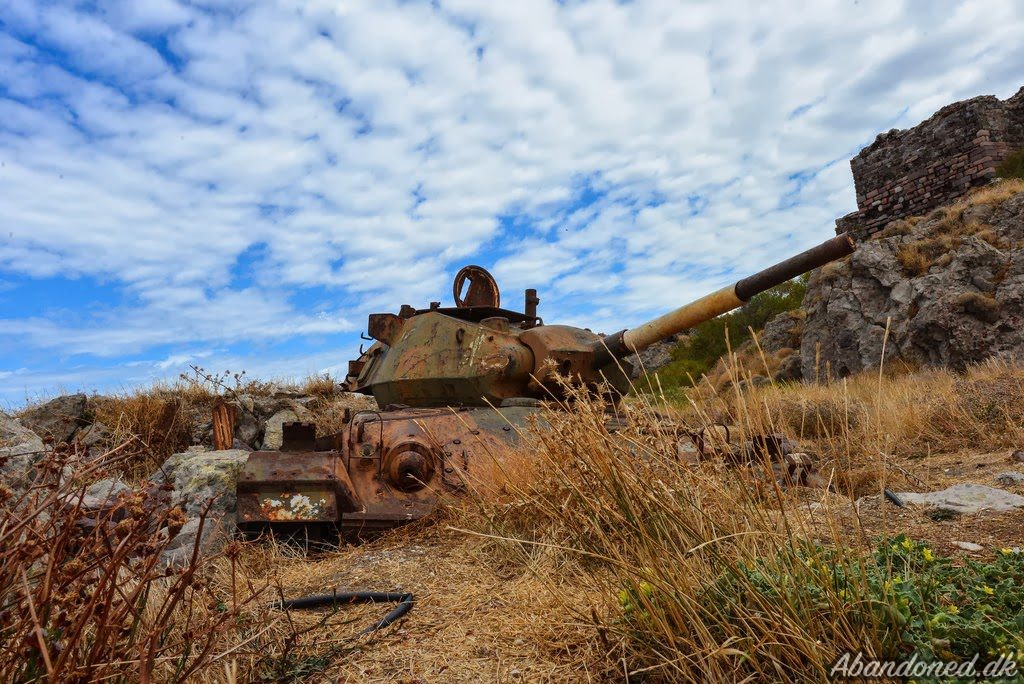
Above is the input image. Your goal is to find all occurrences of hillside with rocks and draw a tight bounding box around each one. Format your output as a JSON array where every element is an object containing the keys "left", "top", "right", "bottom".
[{"left": 803, "top": 179, "right": 1024, "bottom": 378}]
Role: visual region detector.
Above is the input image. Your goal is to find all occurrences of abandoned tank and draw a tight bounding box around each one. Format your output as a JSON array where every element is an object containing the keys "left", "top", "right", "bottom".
[{"left": 236, "top": 233, "right": 856, "bottom": 539}]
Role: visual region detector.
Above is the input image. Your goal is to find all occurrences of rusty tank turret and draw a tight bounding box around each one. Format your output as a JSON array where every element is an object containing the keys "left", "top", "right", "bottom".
[{"left": 237, "top": 233, "right": 856, "bottom": 539}]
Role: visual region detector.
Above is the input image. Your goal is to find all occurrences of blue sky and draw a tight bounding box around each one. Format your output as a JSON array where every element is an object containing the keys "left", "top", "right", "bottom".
[{"left": 1, "top": 0, "right": 1023, "bottom": 404}]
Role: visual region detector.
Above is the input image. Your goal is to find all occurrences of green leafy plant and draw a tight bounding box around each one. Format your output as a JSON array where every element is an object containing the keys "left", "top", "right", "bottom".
[
  {"left": 996, "top": 149, "right": 1024, "bottom": 181},
  {"left": 617, "top": 535, "right": 1024, "bottom": 669}
]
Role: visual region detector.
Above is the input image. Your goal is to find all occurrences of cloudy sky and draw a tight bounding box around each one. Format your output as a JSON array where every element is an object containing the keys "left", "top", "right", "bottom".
[{"left": 1, "top": 0, "right": 1022, "bottom": 403}]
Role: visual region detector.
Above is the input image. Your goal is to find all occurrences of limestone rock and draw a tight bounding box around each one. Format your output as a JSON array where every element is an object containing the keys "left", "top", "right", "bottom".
[
  {"left": 760, "top": 310, "right": 804, "bottom": 355},
  {"left": 803, "top": 190, "right": 1024, "bottom": 378},
  {"left": 897, "top": 483, "right": 1024, "bottom": 515},
  {"left": 252, "top": 396, "right": 290, "bottom": 419},
  {"left": 19, "top": 393, "right": 88, "bottom": 443},
  {"left": 774, "top": 353, "right": 803, "bottom": 382},
  {"left": 234, "top": 408, "right": 262, "bottom": 447},
  {"left": 149, "top": 448, "right": 250, "bottom": 565},
  {"left": 625, "top": 334, "right": 684, "bottom": 380},
  {"left": 80, "top": 477, "right": 130, "bottom": 511},
  {"left": 75, "top": 422, "right": 110, "bottom": 448},
  {"left": 952, "top": 541, "right": 984, "bottom": 552},
  {"left": 994, "top": 471, "right": 1024, "bottom": 486},
  {"left": 0, "top": 413, "right": 46, "bottom": 490},
  {"left": 261, "top": 403, "right": 314, "bottom": 450},
  {"left": 86, "top": 477, "right": 129, "bottom": 500}
]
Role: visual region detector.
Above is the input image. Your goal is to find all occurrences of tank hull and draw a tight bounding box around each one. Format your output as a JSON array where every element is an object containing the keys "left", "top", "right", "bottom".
[{"left": 237, "top": 405, "right": 539, "bottom": 539}]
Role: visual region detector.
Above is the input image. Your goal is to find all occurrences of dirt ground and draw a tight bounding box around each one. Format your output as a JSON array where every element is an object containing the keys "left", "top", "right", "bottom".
[
  {"left": 237, "top": 447, "right": 1024, "bottom": 682},
  {"left": 793, "top": 448, "right": 1024, "bottom": 555},
  {"left": 238, "top": 522, "right": 615, "bottom": 683}
]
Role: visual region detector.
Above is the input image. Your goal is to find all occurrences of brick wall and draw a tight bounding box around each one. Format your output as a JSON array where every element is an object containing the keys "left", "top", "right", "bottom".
[{"left": 836, "top": 86, "right": 1024, "bottom": 240}]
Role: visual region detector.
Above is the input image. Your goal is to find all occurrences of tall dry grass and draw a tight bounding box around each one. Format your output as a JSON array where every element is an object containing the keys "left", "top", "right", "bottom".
[
  {"left": 457, "top": 355, "right": 1024, "bottom": 681},
  {"left": 80, "top": 368, "right": 352, "bottom": 481}
]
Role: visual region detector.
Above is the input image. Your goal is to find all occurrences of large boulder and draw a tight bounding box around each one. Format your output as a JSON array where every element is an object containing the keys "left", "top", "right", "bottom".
[
  {"left": 760, "top": 310, "right": 804, "bottom": 355},
  {"left": 626, "top": 334, "right": 685, "bottom": 380},
  {"left": 149, "top": 447, "right": 250, "bottom": 565},
  {"left": 19, "top": 393, "right": 88, "bottom": 443},
  {"left": 260, "top": 402, "right": 315, "bottom": 450},
  {"left": 0, "top": 413, "right": 45, "bottom": 490},
  {"left": 803, "top": 189, "right": 1024, "bottom": 378}
]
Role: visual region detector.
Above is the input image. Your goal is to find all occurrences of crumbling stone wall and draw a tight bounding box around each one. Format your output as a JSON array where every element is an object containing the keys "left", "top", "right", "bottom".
[{"left": 836, "top": 87, "right": 1024, "bottom": 241}]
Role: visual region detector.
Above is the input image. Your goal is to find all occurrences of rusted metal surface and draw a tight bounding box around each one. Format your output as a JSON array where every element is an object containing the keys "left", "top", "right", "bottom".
[
  {"left": 281, "top": 422, "right": 316, "bottom": 451},
  {"left": 237, "top": 405, "right": 534, "bottom": 536},
  {"left": 357, "top": 310, "right": 535, "bottom": 407},
  {"left": 212, "top": 400, "right": 237, "bottom": 451},
  {"left": 453, "top": 265, "right": 501, "bottom": 308},
  {"left": 593, "top": 233, "right": 857, "bottom": 365},
  {"left": 242, "top": 239, "right": 858, "bottom": 537},
  {"left": 237, "top": 451, "right": 361, "bottom": 524},
  {"left": 734, "top": 232, "right": 855, "bottom": 301},
  {"left": 524, "top": 288, "right": 539, "bottom": 321},
  {"left": 621, "top": 285, "right": 743, "bottom": 355}
]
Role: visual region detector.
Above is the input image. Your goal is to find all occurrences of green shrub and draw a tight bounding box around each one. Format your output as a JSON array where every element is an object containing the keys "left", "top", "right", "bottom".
[
  {"left": 996, "top": 149, "right": 1024, "bottom": 181},
  {"left": 619, "top": 535, "right": 1024, "bottom": 668}
]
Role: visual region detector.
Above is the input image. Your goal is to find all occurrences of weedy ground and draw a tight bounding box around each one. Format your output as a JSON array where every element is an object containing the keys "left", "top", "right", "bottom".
[{"left": 4, "top": 356, "right": 1024, "bottom": 682}]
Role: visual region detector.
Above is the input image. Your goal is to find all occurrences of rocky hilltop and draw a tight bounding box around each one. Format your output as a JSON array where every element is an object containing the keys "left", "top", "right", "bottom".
[{"left": 801, "top": 180, "right": 1024, "bottom": 378}]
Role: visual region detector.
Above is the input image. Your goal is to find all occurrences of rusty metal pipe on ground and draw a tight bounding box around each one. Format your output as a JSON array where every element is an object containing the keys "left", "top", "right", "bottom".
[{"left": 592, "top": 233, "right": 855, "bottom": 366}]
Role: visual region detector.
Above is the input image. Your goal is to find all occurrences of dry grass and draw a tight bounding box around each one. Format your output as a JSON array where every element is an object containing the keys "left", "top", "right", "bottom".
[
  {"left": 91, "top": 389, "right": 208, "bottom": 481},
  {"left": 891, "top": 178, "right": 1024, "bottom": 277},
  {"left": 61, "top": 369, "right": 356, "bottom": 481},
  {"left": 451, "top": 357, "right": 1024, "bottom": 680},
  {"left": 685, "top": 351, "right": 1024, "bottom": 489}
]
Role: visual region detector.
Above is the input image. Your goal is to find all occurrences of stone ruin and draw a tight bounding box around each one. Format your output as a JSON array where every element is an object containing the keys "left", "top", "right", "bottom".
[{"left": 836, "top": 87, "right": 1024, "bottom": 241}]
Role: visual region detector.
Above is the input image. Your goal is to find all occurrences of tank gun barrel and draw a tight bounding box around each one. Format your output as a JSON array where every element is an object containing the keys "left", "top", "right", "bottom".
[{"left": 592, "top": 233, "right": 855, "bottom": 367}]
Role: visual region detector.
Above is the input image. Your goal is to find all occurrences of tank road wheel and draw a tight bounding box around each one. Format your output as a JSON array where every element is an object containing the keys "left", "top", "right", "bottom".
[{"left": 383, "top": 442, "right": 438, "bottom": 492}]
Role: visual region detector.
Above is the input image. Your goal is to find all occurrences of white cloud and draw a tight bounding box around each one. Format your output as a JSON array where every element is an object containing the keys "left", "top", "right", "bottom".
[{"left": 1, "top": 0, "right": 1023, "bottom": 398}]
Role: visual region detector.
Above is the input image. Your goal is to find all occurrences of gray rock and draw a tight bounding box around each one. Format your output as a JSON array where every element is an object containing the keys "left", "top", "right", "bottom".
[
  {"left": 234, "top": 408, "right": 261, "bottom": 446},
  {"left": 79, "top": 477, "right": 130, "bottom": 510},
  {"left": 149, "top": 448, "right": 250, "bottom": 564},
  {"left": 897, "top": 483, "right": 1024, "bottom": 515},
  {"left": 760, "top": 310, "right": 804, "bottom": 355},
  {"left": 0, "top": 412, "right": 46, "bottom": 490},
  {"left": 234, "top": 393, "right": 256, "bottom": 414},
  {"left": 19, "top": 393, "right": 88, "bottom": 443},
  {"left": 803, "top": 191, "right": 1024, "bottom": 378},
  {"left": 994, "top": 471, "right": 1024, "bottom": 486},
  {"left": 261, "top": 404, "right": 313, "bottom": 450},
  {"left": 952, "top": 541, "right": 984, "bottom": 552},
  {"left": 75, "top": 422, "right": 109, "bottom": 448},
  {"left": 150, "top": 448, "right": 248, "bottom": 518},
  {"left": 86, "top": 477, "right": 129, "bottom": 500},
  {"left": 625, "top": 334, "right": 684, "bottom": 380},
  {"left": 774, "top": 353, "right": 803, "bottom": 382},
  {"left": 252, "top": 395, "right": 293, "bottom": 419},
  {"left": 192, "top": 420, "right": 213, "bottom": 446},
  {"left": 161, "top": 519, "right": 204, "bottom": 566}
]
